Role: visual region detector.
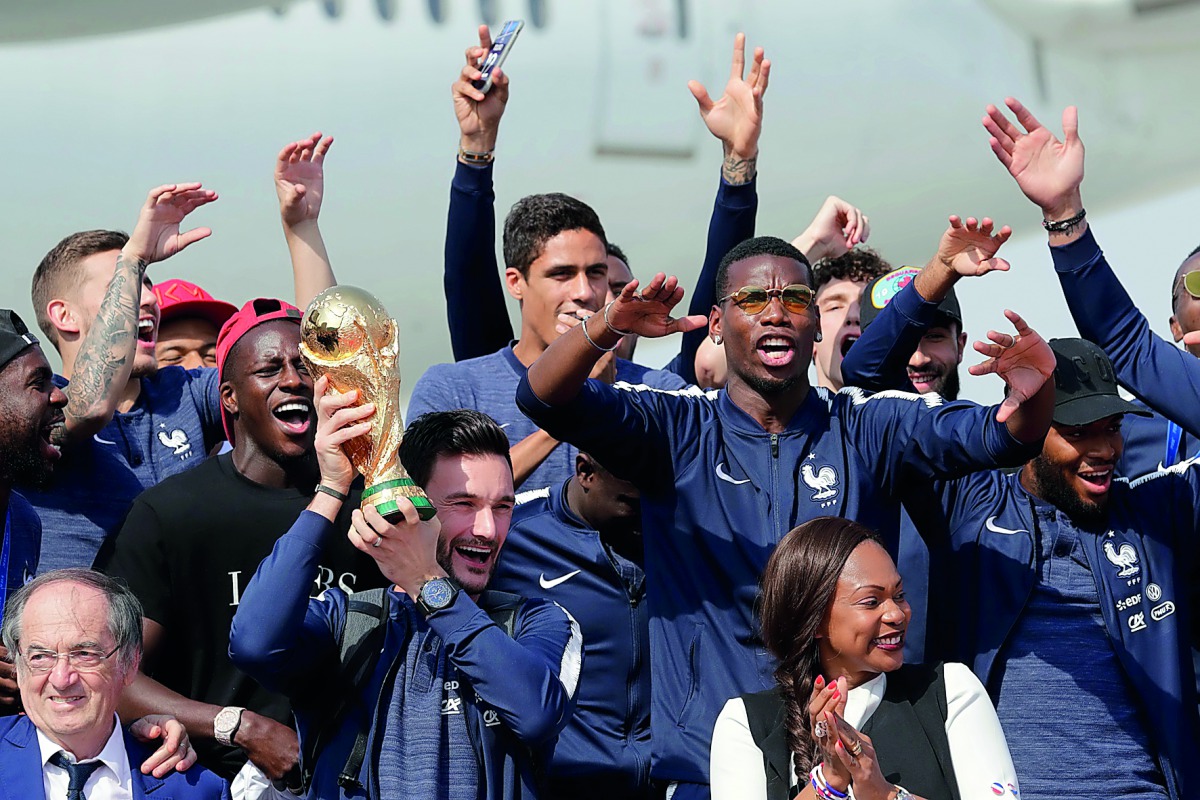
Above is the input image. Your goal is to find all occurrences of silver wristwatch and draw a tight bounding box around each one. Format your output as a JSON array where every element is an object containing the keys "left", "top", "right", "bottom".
[
  {"left": 892, "top": 786, "right": 915, "bottom": 800},
  {"left": 214, "top": 705, "right": 245, "bottom": 747}
]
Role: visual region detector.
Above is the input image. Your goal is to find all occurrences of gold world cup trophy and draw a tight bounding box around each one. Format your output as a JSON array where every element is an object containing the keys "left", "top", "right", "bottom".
[{"left": 299, "top": 286, "right": 436, "bottom": 521}]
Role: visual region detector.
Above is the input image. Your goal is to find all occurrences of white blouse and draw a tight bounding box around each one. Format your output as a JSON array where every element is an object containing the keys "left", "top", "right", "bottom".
[{"left": 710, "top": 663, "right": 1019, "bottom": 800}]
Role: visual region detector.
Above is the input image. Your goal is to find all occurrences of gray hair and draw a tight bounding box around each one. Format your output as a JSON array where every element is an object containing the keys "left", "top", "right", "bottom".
[{"left": 1, "top": 568, "right": 143, "bottom": 671}]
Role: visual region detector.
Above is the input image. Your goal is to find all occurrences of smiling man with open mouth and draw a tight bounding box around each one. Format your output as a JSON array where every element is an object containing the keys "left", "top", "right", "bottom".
[{"left": 96, "top": 297, "right": 391, "bottom": 786}]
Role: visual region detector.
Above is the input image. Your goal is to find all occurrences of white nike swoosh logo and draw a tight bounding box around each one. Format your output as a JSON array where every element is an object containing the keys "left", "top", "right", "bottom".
[
  {"left": 93, "top": 434, "right": 116, "bottom": 445},
  {"left": 499, "top": 423, "right": 511, "bottom": 429},
  {"left": 715, "top": 462, "right": 751, "bottom": 485},
  {"left": 985, "top": 516, "right": 1028, "bottom": 535},
  {"left": 539, "top": 570, "right": 582, "bottom": 590}
]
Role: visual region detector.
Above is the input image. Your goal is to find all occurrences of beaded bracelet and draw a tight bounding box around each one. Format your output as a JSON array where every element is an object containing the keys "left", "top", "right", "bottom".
[
  {"left": 1042, "top": 207, "right": 1086, "bottom": 233},
  {"left": 581, "top": 315, "right": 619, "bottom": 353}
]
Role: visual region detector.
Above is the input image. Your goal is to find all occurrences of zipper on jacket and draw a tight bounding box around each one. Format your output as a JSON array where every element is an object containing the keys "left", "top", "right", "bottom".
[{"left": 770, "top": 433, "right": 779, "bottom": 458}]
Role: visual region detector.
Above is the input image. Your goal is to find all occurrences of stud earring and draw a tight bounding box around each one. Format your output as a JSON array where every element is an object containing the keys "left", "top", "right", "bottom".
[
  {"left": 815, "top": 331, "right": 823, "bottom": 342},
  {"left": 713, "top": 335, "right": 723, "bottom": 345}
]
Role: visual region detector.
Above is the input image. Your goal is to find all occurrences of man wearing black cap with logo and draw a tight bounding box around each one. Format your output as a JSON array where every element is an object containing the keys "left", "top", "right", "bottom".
[
  {"left": 0, "top": 309, "right": 67, "bottom": 713},
  {"left": 842, "top": 232, "right": 1200, "bottom": 797}
]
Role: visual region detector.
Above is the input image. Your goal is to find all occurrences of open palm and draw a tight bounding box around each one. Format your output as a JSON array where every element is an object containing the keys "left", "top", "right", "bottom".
[
  {"left": 276, "top": 133, "right": 332, "bottom": 227},
  {"left": 984, "top": 98, "right": 1084, "bottom": 213},
  {"left": 688, "top": 33, "right": 769, "bottom": 158},
  {"left": 125, "top": 183, "right": 217, "bottom": 264}
]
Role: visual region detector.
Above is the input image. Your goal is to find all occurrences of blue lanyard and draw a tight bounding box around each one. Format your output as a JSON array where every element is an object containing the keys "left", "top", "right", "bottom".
[
  {"left": 0, "top": 511, "right": 10, "bottom": 629},
  {"left": 1165, "top": 421, "right": 1183, "bottom": 467}
]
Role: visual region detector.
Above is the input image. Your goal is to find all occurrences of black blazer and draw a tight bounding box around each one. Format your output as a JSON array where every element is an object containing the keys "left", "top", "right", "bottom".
[{"left": 739, "top": 663, "right": 961, "bottom": 800}]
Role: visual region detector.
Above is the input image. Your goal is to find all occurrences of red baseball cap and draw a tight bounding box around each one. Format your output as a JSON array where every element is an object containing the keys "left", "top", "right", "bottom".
[
  {"left": 153, "top": 279, "right": 239, "bottom": 329},
  {"left": 215, "top": 298, "right": 303, "bottom": 443}
]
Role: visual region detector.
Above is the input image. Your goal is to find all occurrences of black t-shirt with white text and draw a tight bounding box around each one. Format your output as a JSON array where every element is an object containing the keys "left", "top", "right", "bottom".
[{"left": 96, "top": 452, "right": 388, "bottom": 779}]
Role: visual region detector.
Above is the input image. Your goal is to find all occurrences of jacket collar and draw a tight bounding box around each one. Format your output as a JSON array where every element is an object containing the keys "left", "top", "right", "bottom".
[{"left": 716, "top": 385, "right": 829, "bottom": 437}]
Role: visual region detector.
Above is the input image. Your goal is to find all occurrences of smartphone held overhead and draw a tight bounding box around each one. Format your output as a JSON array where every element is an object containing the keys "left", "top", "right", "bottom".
[{"left": 473, "top": 19, "right": 524, "bottom": 93}]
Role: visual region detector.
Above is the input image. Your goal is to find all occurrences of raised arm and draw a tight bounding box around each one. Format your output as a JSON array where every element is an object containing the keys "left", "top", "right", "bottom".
[
  {"left": 61, "top": 183, "right": 216, "bottom": 443},
  {"left": 984, "top": 98, "right": 1200, "bottom": 437},
  {"left": 675, "top": 33, "right": 769, "bottom": 382},
  {"left": 842, "top": 215, "right": 1011, "bottom": 391},
  {"left": 446, "top": 24, "right": 514, "bottom": 361},
  {"left": 277, "top": 132, "right": 337, "bottom": 310}
]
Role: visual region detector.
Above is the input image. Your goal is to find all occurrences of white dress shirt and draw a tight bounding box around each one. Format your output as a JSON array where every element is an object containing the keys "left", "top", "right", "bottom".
[
  {"left": 37, "top": 714, "right": 133, "bottom": 800},
  {"left": 710, "top": 663, "right": 1020, "bottom": 800}
]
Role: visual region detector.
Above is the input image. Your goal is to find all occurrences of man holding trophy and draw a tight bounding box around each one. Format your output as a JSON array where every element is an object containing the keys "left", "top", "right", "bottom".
[
  {"left": 229, "top": 286, "right": 581, "bottom": 800},
  {"left": 96, "top": 296, "right": 392, "bottom": 791}
]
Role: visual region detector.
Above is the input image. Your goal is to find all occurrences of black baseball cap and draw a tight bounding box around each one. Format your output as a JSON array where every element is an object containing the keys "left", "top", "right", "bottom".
[
  {"left": 859, "top": 266, "right": 962, "bottom": 331},
  {"left": 0, "top": 309, "right": 41, "bottom": 372},
  {"left": 1050, "top": 338, "right": 1149, "bottom": 426}
]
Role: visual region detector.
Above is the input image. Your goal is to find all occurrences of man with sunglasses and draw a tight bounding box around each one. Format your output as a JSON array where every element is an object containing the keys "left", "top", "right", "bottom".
[{"left": 515, "top": 235, "right": 1056, "bottom": 798}]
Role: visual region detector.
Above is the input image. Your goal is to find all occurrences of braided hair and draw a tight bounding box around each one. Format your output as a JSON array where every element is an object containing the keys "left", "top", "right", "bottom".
[{"left": 759, "top": 516, "right": 879, "bottom": 780}]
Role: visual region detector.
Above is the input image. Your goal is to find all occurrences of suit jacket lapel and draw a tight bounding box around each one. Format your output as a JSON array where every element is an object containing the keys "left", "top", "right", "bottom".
[
  {"left": 123, "top": 729, "right": 167, "bottom": 799},
  {"left": 0, "top": 717, "right": 51, "bottom": 800}
]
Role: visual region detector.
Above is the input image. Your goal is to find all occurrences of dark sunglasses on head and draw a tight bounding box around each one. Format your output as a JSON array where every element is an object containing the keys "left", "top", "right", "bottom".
[
  {"left": 719, "top": 284, "right": 814, "bottom": 314},
  {"left": 1180, "top": 270, "right": 1200, "bottom": 299}
]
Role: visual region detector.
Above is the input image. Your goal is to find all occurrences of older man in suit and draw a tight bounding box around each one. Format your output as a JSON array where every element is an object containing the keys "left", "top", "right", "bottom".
[{"left": 0, "top": 568, "right": 229, "bottom": 800}]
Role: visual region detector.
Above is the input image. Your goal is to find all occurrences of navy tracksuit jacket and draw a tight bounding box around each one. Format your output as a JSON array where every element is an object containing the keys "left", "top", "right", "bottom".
[
  {"left": 492, "top": 481, "right": 653, "bottom": 798},
  {"left": 517, "top": 376, "right": 1037, "bottom": 783}
]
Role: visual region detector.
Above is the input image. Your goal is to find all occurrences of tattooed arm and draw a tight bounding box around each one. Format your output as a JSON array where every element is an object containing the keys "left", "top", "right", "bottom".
[
  {"left": 688, "top": 33, "right": 770, "bottom": 187},
  {"left": 60, "top": 183, "right": 218, "bottom": 443}
]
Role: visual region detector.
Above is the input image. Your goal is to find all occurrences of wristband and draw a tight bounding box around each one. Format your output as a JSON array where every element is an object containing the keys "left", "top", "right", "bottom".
[
  {"left": 602, "top": 302, "right": 634, "bottom": 336},
  {"left": 581, "top": 315, "right": 620, "bottom": 353},
  {"left": 458, "top": 147, "right": 494, "bottom": 165},
  {"left": 808, "top": 764, "right": 848, "bottom": 800},
  {"left": 1042, "top": 207, "right": 1086, "bottom": 233},
  {"left": 315, "top": 483, "right": 348, "bottom": 502}
]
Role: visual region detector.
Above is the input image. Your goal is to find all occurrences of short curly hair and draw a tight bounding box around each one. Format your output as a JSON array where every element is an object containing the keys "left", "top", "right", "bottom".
[
  {"left": 715, "top": 236, "right": 811, "bottom": 299},
  {"left": 811, "top": 248, "right": 891, "bottom": 295},
  {"left": 502, "top": 193, "right": 607, "bottom": 278}
]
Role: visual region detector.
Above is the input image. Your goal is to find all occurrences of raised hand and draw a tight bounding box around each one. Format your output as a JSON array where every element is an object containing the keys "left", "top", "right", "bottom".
[
  {"left": 604, "top": 274, "right": 709, "bottom": 340},
  {"left": 689, "top": 33, "right": 770, "bottom": 184},
  {"left": 453, "top": 24, "right": 510, "bottom": 154},
  {"left": 792, "top": 196, "right": 870, "bottom": 264},
  {"left": 123, "top": 183, "right": 217, "bottom": 265},
  {"left": 983, "top": 98, "right": 1084, "bottom": 219},
  {"left": 934, "top": 215, "right": 1012, "bottom": 278},
  {"left": 276, "top": 132, "right": 333, "bottom": 229},
  {"left": 969, "top": 310, "right": 1056, "bottom": 423},
  {"left": 313, "top": 375, "right": 373, "bottom": 495},
  {"left": 129, "top": 715, "right": 198, "bottom": 777}
]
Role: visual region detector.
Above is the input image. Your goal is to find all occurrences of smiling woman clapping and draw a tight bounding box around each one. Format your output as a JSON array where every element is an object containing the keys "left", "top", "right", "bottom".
[{"left": 710, "top": 517, "right": 1018, "bottom": 800}]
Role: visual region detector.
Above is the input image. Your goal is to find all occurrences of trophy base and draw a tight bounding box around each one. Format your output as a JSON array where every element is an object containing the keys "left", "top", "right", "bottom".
[{"left": 363, "top": 478, "right": 437, "bottom": 522}]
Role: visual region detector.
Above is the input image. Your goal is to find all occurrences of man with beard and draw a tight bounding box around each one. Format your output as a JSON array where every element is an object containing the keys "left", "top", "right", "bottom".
[
  {"left": 852, "top": 266, "right": 968, "bottom": 399},
  {"left": 0, "top": 310, "right": 66, "bottom": 713},
  {"left": 491, "top": 453, "right": 650, "bottom": 798},
  {"left": 919, "top": 337, "right": 1198, "bottom": 800},
  {"left": 95, "top": 300, "right": 390, "bottom": 789},
  {"left": 229, "top": 402, "right": 581, "bottom": 800},
  {"left": 515, "top": 232, "right": 1056, "bottom": 797}
]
